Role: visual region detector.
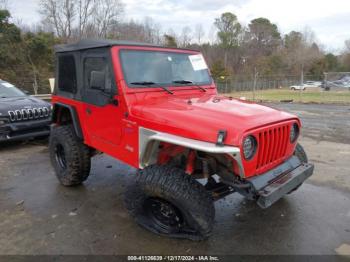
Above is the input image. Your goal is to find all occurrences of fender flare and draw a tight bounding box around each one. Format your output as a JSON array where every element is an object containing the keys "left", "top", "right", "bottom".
[
  {"left": 52, "top": 102, "right": 83, "bottom": 140},
  {"left": 139, "top": 127, "right": 245, "bottom": 178}
]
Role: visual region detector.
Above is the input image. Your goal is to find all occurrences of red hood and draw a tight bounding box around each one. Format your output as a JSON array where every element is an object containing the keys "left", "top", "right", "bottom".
[{"left": 130, "top": 93, "right": 298, "bottom": 146}]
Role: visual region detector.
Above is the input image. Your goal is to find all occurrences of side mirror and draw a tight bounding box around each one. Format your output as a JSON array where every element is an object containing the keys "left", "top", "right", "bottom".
[{"left": 90, "top": 71, "right": 105, "bottom": 91}]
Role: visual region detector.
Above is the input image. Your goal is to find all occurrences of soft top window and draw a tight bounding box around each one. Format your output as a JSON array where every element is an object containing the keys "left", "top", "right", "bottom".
[
  {"left": 83, "top": 57, "right": 111, "bottom": 92},
  {"left": 58, "top": 55, "right": 77, "bottom": 94}
]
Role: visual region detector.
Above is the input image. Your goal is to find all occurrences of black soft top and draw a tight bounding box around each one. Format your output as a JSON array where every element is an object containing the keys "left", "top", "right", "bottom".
[{"left": 55, "top": 39, "right": 197, "bottom": 53}]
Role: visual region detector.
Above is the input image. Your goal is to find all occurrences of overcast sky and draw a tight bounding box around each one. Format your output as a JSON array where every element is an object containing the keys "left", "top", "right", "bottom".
[{"left": 8, "top": 0, "right": 350, "bottom": 52}]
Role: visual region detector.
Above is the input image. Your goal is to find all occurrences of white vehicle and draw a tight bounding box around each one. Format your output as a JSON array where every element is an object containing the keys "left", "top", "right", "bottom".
[
  {"left": 304, "top": 81, "right": 322, "bottom": 87},
  {"left": 290, "top": 84, "right": 306, "bottom": 91},
  {"left": 290, "top": 81, "right": 321, "bottom": 91}
]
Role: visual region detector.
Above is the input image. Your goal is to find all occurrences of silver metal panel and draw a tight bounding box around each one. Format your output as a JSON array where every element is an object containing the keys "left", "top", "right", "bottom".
[{"left": 139, "top": 127, "right": 245, "bottom": 177}]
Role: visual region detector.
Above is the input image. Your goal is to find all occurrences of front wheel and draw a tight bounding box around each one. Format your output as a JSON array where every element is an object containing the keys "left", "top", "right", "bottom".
[{"left": 124, "top": 165, "right": 215, "bottom": 241}]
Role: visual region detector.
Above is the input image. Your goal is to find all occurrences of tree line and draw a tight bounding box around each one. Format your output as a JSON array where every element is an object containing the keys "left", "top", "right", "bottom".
[{"left": 0, "top": 0, "right": 350, "bottom": 94}]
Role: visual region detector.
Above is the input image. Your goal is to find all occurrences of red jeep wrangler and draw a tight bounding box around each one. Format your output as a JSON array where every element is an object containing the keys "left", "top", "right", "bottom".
[{"left": 50, "top": 39, "right": 314, "bottom": 240}]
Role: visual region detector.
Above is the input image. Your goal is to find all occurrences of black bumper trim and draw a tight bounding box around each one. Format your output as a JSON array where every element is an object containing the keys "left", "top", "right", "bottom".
[
  {"left": 248, "top": 156, "right": 302, "bottom": 191},
  {"left": 6, "top": 119, "right": 51, "bottom": 131},
  {"left": 256, "top": 163, "right": 314, "bottom": 209},
  {"left": 0, "top": 119, "right": 51, "bottom": 142},
  {"left": 0, "top": 130, "right": 50, "bottom": 142}
]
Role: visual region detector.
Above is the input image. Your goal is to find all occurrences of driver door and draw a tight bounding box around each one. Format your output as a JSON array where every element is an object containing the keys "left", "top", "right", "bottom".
[{"left": 81, "top": 50, "right": 123, "bottom": 151}]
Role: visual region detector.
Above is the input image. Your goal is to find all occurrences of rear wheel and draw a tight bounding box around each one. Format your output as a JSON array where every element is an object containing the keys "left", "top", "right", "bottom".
[
  {"left": 288, "top": 143, "right": 308, "bottom": 194},
  {"left": 49, "top": 125, "right": 91, "bottom": 186},
  {"left": 124, "top": 165, "right": 215, "bottom": 241}
]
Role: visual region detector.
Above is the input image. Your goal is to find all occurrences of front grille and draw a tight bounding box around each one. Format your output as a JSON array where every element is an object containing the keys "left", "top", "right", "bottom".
[
  {"left": 256, "top": 124, "right": 290, "bottom": 171},
  {"left": 8, "top": 107, "right": 51, "bottom": 122}
]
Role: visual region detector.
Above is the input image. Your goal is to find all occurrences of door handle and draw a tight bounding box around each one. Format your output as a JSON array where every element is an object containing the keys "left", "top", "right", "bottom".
[{"left": 86, "top": 108, "right": 92, "bottom": 115}]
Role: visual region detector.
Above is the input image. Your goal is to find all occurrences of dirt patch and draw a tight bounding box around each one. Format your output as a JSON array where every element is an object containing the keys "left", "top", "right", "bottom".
[{"left": 299, "top": 137, "right": 350, "bottom": 192}]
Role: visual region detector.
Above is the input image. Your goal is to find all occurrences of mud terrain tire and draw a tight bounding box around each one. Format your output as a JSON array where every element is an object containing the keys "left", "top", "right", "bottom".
[
  {"left": 49, "top": 125, "right": 91, "bottom": 186},
  {"left": 124, "top": 165, "right": 215, "bottom": 241}
]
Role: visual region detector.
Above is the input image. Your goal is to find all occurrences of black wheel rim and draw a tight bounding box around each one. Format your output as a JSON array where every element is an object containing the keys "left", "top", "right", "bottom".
[
  {"left": 55, "top": 144, "right": 67, "bottom": 169},
  {"left": 144, "top": 197, "right": 184, "bottom": 234}
]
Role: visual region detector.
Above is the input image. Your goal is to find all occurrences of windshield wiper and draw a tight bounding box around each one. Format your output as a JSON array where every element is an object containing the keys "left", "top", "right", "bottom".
[
  {"left": 173, "top": 80, "right": 207, "bottom": 92},
  {"left": 130, "top": 81, "right": 156, "bottom": 85},
  {"left": 130, "top": 81, "right": 173, "bottom": 94}
]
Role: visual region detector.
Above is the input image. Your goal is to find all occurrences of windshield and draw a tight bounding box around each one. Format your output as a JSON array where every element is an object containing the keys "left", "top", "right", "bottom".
[
  {"left": 0, "top": 82, "right": 26, "bottom": 98},
  {"left": 120, "top": 50, "right": 212, "bottom": 88}
]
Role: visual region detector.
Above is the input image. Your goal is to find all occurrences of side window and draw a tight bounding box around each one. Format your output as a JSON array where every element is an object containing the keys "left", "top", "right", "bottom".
[
  {"left": 58, "top": 55, "right": 77, "bottom": 93},
  {"left": 84, "top": 57, "right": 111, "bottom": 92}
]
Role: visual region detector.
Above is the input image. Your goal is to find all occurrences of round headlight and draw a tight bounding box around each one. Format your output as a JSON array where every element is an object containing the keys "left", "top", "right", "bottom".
[
  {"left": 290, "top": 123, "right": 299, "bottom": 143},
  {"left": 243, "top": 135, "right": 257, "bottom": 160}
]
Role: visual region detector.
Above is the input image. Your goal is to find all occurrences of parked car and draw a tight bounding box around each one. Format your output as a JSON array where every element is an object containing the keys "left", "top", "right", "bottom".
[
  {"left": 290, "top": 84, "right": 306, "bottom": 91},
  {"left": 322, "top": 80, "right": 350, "bottom": 91},
  {"left": 339, "top": 75, "right": 350, "bottom": 86},
  {"left": 0, "top": 79, "right": 52, "bottom": 142},
  {"left": 290, "top": 81, "right": 321, "bottom": 91},
  {"left": 50, "top": 39, "right": 314, "bottom": 240},
  {"left": 332, "top": 80, "right": 349, "bottom": 87},
  {"left": 304, "top": 81, "right": 322, "bottom": 87}
]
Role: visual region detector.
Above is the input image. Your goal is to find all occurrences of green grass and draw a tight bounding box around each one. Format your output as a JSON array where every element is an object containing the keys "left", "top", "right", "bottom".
[{"left": 226, "top": 88, "right": 350, "bottom": 104}]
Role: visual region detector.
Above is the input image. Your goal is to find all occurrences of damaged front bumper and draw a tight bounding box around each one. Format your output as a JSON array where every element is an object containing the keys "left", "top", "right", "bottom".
[{"left": 248, "top": 156, "right": 314, "bottom": 209}]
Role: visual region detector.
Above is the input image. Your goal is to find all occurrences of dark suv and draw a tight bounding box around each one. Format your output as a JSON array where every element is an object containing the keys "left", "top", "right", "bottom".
[{"left": 0, "top": 79, "right": 51, "bottom": 142}]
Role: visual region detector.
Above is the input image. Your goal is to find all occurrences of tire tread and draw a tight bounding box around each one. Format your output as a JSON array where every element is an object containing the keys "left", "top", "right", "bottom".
[
  {"left": 124, "top": 165, "right": 215, "bottom": 240},
  {"left": 49, "top": 125, "right": 91, "bottom": 186}
]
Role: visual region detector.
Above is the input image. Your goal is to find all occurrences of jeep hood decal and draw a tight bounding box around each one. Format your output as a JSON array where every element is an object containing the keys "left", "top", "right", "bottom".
[{"left": 131, "top": 94, "right": 298, "bottom": 146}]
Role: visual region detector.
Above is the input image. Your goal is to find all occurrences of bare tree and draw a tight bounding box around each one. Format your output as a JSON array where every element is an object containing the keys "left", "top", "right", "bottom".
[
  {"left": 345, "top": 39, "right": 350, "bottom": 52},
  {"left": 93, "top": 0, "right": 124, "bottom": 38},
  {"left": 208, "top": 25, "right": 217, "bottom": 44},
  {"left": 107, "top": 17, "right": 162, "bottom": 44},
  {"left": 194, "top": 23, "right": 205, "bottom": 44},
  {"left": 77, "top": 0, "right": 95, "bottom": 38},
  {"left": 39, "top": 0, "right": 76, "bottom": 40},
  {"left": 142, "top": 17, "right": 162, "bottom": 44},
  {"left": 0, "top": 0, "right": 8, "bottom": 9},
  {"left": 40, "top": 0, "right": 124, "bottom": 40},
  {"left": 180, "top": 26, "right": 192, "bottom": 47}
]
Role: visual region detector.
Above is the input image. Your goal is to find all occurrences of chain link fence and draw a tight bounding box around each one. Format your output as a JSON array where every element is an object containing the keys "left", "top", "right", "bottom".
[{"left": 215, "top": 74, "right": 350, "bottom": 104}]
